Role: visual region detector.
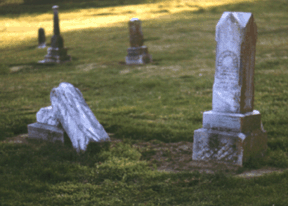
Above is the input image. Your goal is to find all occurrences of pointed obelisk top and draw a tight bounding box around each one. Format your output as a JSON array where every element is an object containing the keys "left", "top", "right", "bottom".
[
  {"left": 52, "top": 5, "right": 60, "bottom": 35},
  {"left": 216, "top": 12, "right": 255, "bottom": 43}
]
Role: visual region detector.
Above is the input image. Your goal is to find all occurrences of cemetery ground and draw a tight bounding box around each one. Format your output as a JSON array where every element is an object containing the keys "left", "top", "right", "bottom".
[{"left": 1, "top": 0, "right": 288, "bottom": 205}]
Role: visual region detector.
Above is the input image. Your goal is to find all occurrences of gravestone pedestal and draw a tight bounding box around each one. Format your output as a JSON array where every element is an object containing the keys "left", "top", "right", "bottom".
[
  {"left": 39, "top": 47, "right": 71, "bottom": 64},
  {"left": 125, "top": 18, "right": 152, "bottom": 65},
  {"left": 126, "top": 46, "right": 152, "bottom": 65},
  {"left": 28, "top": 122, "right": 64, "bottom": 143},
  {"left": 193, "top": 110, "right": 267, "bottom": 165},
  {"left": 192, "top": 12, "right": 267, "bottom": 166}
]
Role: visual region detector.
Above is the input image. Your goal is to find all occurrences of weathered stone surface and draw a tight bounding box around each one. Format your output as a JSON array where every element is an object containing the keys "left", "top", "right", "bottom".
[
  {"left": 28, "top": 122, "right": 64, "bottom": 143},
  {"left": 28, "top": 82, "right": 110, "bottom": 151},
  {"left": 50, "top": 82, "right": 110, "bottom": 151},
  {"left": 125, "top": 18, "right": 152, "bottom": 65},
  {"left": 36, "top": 106, "right": 59, "bottom": 126},
  {"left": 129, "top": 18, "right": 144, "bottom": 47},
  {"left": 125, "top": 46, "right": 152, "bottom": 65},
  {"left": 38, "top": 5, "right": 71, "bottom": 64},
  {"left": 192, "top": 12, "right": 267, "bottom": 166},
  {"left": 38, "top": 28, "right": 46, "bottom": 49},
  {"left": 202, "top": 110, "right": 261, "bottom": 133},
  {"left": 193, "top": 127, "right": 267, "bottom": 165},
  {"left": 213, "top": 12, "right": 257, "bottom": 114}
]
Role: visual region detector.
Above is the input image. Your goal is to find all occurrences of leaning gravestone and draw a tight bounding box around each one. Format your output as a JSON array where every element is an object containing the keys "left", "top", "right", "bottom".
[
  {"left": 38, "top": 5, "right": 71, "bottom": 64},
  {"left": 28, "top": 82, "right": 110, "bottom": 152},
  {"left": 38, "top": 28, "right": 46, "bottom": 48},
  {"left": 192, "top": 12, "right": 267, "bottom": 166},
  {"left": 125, "top": 18, "right": 152, "bottom": 65}
]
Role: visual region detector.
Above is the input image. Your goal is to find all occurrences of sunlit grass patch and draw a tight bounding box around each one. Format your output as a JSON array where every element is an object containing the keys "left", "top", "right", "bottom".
[{"left": 0, "top": 0, "right": 257, "bottom": 48}]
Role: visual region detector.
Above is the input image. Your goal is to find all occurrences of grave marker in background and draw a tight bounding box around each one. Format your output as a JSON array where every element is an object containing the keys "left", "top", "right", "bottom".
[
  {"left": 192, "top": 12, "right": 267, "bottom": 166},
  {"left": 37, "top": 28, "right": 46, "bottom": 48},
  {"left": 38, "top": 5, "right": 71, "bottom": 64},
  {"left": 125, "top": 18, "right": 152, "bottom": 65}
]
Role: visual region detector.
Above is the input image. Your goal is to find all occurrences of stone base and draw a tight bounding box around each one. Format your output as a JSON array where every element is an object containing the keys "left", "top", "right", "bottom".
[
  {"left": 38, "top": 47, "right": 71, "bottom": 64},
  {"left": 192, "top": 128, "right": 267, "bottom": 166},
  {"left": 38, "top": 43, "right": 46, "bottom": 49},
  {"left": 125, "top": 46, "right": 152, "bottom": 65},
  {"left": 203, "top": 110, "right": 262, "bottom": 133},
  {"left": 27, "top": 122, "right": 64, "bottom": 143}
]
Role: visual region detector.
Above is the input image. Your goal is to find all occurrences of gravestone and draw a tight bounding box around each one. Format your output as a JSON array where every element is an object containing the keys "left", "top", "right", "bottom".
[
  {"left": 125, "top": 18, "right": 152, "bottom": 65},
  {"left": 28, "top": 82, "right": 110, "bottom": 152},
  {"left": 38, "top": 28, "right": 46, "bottom": 48},
  {"left": 38, "top": 5, "right": 71, "bottom": 64},
  {"left": 192, "top": 12, "right": 267, "bottom": 166}
]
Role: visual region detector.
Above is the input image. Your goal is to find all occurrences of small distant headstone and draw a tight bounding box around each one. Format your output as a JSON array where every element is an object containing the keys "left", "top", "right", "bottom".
[
  {"left": 125, "top": 18, "right": 152, "bottom": 65},
  {"left": 38, "top": 28, "right": 46, "bottom": 49},
  {"left": 192, "top": 12, "right": 267, "bottom": 166},
  {"left": 27, "top": 82, "right": 110, "bottom": 152},
  {"left": 38, "top": 5, "right": 71, "bottom": 64}
]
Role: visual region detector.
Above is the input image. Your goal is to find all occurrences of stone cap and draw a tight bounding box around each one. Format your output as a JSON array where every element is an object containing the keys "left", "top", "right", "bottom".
[
  {"left": 216, "top": 12, "right": 253, "bottom": 42},
  {"left": 130, "top": 18, "right": 140, "bottom": 22},
  {"left": 52, "top": 5, "right": 59, "bottom": 10}
]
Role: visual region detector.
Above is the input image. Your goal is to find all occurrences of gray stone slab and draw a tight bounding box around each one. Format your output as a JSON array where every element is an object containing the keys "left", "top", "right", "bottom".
[
  {"left": 203, "top": 110, "right": 261, "bottom": 133},
  {"left": 193, "top": 128, "right": 267, "bottom": 166},
  {"left": 125, "top": 46, "right": 152, "bottom": 65},
  {"left": 27, "top": 122, "right": 64, "bottom": 143}
]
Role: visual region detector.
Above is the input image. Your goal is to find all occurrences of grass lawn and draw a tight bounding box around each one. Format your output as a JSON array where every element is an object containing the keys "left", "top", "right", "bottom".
[{"left": 1, "top": 0, "right": 288, "bottom": 205}]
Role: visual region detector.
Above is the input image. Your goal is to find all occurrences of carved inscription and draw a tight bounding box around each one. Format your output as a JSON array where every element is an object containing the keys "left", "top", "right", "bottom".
[{"left": 215, "top": 50, "right": 239, "bottom": 90}]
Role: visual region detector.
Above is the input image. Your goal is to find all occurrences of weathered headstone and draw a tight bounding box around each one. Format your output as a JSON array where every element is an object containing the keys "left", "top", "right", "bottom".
[
  {"left": 38, "top": 28, "right": 46, "bottom": 49},
  {"left": 28, "top": 82, "right": 110, "bottom": 152},
  {"left": 38, "top": 5, "right": 71, "bottom": 64},
  {"left": 192, "top": 12, "right": 267, "bottom": 166},
  {"left": 125, "top": 18, "right": 152, "bottom": 65}
]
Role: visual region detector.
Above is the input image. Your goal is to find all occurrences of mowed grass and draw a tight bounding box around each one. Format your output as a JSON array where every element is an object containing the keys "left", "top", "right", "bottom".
[{"left": 1, "top": 0, "right": 288, "bottom": 205}]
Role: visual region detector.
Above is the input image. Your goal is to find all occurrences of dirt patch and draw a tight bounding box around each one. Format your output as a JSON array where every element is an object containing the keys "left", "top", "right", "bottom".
[{"left": 3, "top": 134, "right": 287, "bottom": 179}]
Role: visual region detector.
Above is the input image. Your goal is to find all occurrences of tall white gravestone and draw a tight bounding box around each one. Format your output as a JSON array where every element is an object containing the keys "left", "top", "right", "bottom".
[
  {"left": 192, "top": 12, "right": 267, "bottom": 166},
  {"left": 28, "top": 82, "right": 110, "bottom": 152}
]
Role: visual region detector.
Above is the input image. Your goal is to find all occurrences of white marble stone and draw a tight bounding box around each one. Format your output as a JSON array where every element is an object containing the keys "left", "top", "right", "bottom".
[
  {"left": 192, "top": 12, "right": 267, "bottom": 166},
  {"left": 36, "top": 106, "right": 59, "bottom": 126},
  {"left": 213, "top": 12, "right": 257, "bottom": 114},
  {"left": 50, "top": 82, "right": 110, "bottom": 152}
]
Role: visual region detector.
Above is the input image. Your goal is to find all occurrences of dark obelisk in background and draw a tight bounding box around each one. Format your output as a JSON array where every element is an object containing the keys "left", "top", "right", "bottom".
[
  {"left": 38, "top": 28, "right": 46, "bottom": 48},
  {"left": 125, "top": 18, "right": 152, "bottom": 65},
  {"left": 38, "top": 5, "right": 71, "bottom": 64}
]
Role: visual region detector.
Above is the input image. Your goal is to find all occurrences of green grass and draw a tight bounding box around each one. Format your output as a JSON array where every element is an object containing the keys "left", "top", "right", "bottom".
[{"left": 1, "top": 0, "right": 288, "bottom": 205}]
